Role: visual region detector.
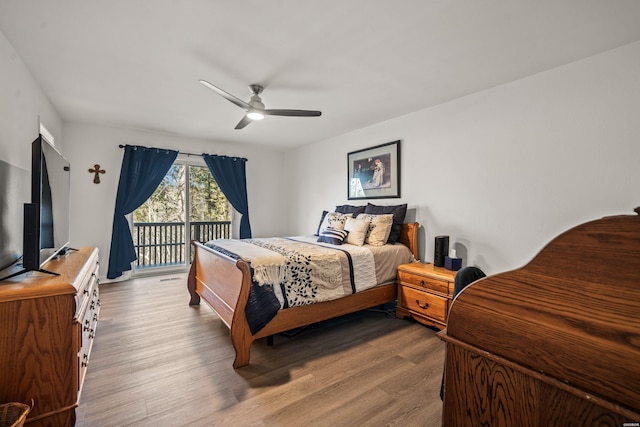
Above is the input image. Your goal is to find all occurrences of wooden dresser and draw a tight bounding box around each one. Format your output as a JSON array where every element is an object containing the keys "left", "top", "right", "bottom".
[
  {"left": 0, "top": 247, "right": 100, "bottom": 426},
  {"left": 396, "top": 262, "right": 456, "bottom": 330},
  {"left": 439, "top": 212, "right": 640, "bottom": 426}
]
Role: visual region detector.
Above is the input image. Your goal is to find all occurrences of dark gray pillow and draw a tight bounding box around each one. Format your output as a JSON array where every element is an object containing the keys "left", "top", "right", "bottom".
[
  {"left": 315, "top": 210, "right": 329, "bottom": 236},
  {"left": 335, "top": 204, "right": 366, "bottom": 217},
  {"left": 364, "top": 203, "right": 407, "bottom": 244}
]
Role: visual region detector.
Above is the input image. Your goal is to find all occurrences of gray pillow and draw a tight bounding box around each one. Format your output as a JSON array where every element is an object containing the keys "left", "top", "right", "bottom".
[
  {"left": 335, "top": 204, "right": 366, "bottom": 217},
  {"left": 315, "top": 210, "right": 329, "bottom": 236}
]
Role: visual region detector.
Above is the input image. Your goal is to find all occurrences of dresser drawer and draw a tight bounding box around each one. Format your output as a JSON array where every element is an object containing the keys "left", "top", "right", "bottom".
[
  {"left": 398, "top": 285, "right": 448, "bottom": 323},
  {"left": 79, "top": 282, "right": 99, "bottom": 390},
  {"left": 73, "top": 253, "right": 100, "bottom": 396},
  {"left": 398, "top": 270, "right": 451, "bottom": 295},
  {"left": 81, "top": 284, "right": 99, "bottom": 345}
]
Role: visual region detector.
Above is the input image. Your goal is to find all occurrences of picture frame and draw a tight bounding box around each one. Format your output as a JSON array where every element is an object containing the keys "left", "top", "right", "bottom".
[{"left": 347, "top": 140, "right": 400, "bottom": 200}]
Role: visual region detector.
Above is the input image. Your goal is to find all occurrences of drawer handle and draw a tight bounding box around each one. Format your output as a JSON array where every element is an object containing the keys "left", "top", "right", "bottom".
[{"left": 416, "top": 299, "right": 429, "bottom": 309}]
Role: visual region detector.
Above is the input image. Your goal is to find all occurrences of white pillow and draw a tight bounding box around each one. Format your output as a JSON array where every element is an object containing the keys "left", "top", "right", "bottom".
[
  {"left": 356, "top": 213, "right": 394, "bottom": 246},
  {"left": 318, "top": 212, "right": 349, "bottom": 234},
  {"left": 344, "top": 217, "right": 370, "bottom": 246}
]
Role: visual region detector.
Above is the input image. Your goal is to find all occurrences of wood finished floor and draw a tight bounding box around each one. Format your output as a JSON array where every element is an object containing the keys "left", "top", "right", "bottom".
[{"left": 76, "top": 274, "right": 444, "bottom": 427}]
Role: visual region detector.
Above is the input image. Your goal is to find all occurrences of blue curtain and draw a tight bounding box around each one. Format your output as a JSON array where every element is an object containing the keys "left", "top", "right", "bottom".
[
  {"left": 107, "top": 145, "right": 178, "bottom": 279},
  {"left": 202, "top": 154, "right": 252, "bottom": 239}
]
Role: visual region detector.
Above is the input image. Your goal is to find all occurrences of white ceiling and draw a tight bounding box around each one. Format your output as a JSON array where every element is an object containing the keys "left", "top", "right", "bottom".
[{"left": 2, "top": 1, "right": 640, "bottom": 150}]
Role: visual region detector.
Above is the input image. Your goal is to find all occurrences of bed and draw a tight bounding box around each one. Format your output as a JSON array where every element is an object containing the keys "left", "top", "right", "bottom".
[{"left": 187, "top": 220, "right": 419, "bottom": 368}]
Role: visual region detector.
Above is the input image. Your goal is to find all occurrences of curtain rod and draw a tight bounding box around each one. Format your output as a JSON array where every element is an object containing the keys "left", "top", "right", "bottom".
[
  {"left": 118, "top": 144, "right": 198, "bottom": 157},
  {"left": 117, "top": 144, "right": 247, "bottom": 161}
]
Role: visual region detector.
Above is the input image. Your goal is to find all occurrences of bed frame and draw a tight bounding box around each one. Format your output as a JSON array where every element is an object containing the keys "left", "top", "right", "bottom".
[{"left": 187, "top": 222, "right": 419, "bottom": 368}]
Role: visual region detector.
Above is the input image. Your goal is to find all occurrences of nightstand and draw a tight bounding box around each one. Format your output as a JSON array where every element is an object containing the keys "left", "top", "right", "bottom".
[{"left": 396, "top": 262, "right": 457, "bottom": 330}]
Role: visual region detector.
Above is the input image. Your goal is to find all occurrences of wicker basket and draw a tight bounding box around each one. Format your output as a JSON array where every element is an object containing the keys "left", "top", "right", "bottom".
[{"left": 0, "top": 402, "right": 31, "bottom": 427}]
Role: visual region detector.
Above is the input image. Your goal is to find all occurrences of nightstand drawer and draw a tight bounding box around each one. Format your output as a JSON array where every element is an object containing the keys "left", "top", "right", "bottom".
[
  {"left": 398, "top": 286, "right": 448, "bottom": 323},
  {"left": 398, "top": 270, "right": 451, "bottom": 295}
]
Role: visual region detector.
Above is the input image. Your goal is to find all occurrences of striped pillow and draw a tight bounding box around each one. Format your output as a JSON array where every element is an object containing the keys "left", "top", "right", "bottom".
[{"left": 317, "top": 227, "right": 348, "bottom": 245}]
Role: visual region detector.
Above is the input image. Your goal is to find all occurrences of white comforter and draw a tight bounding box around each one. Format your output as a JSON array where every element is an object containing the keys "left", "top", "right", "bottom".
[{"left": 207, "top": 236, "right": 413, "bottom": 308}]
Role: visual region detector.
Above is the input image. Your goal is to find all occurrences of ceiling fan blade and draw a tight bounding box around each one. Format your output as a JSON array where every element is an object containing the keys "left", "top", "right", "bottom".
[
  {"left": 234, "top": 115, "right": 252, "bottom": 130},
  {"left": 199, "top": 80, "right": 251, "bottom": 110},
  {"left": 263, "top": 109, "right": 322, "bottom": 117}
]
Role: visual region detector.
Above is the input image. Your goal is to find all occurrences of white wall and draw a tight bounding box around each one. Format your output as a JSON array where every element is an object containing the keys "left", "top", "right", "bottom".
[
  {"left": 0, "top": 30, "right": 63, "bottom": 270},
  {"left": 63, "top": 122, "right": 288, "bottom": 280},
  {"left": 5, "top": 19, "right": 640, "bottom": 279},
  {"left": 2, "top": 27, "right": 289, "bottom": 282},
  {"left": 0, "top": 31, "right": 62, "bottom": 166},
  {"left": 285, "top": 41, "right": 640, "bottom": 275}
]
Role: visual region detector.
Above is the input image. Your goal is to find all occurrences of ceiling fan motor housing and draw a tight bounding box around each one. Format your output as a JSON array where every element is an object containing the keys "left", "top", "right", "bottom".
[
  {"left": 248, "top": 84, "right": 264, "bottom": 95},
  {"left": 249, "top": 94, "right": 265, "bottom": 109}
]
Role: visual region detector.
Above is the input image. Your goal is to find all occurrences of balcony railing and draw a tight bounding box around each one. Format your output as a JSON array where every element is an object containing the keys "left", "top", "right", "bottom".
[{"left": 132, "top": 220, "right": 231, "bottom": 269}]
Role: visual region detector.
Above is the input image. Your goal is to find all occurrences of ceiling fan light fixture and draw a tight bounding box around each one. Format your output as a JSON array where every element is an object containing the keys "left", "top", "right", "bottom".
[
  {"left": 247, "top": 110, "right": 265, "bottom": 120},
  {"left": 199, "top": 80, "right": 322, "bottom": 129}
]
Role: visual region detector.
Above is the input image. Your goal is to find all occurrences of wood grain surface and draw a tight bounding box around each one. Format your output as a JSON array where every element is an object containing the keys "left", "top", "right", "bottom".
[{"left": 441, "top": 212, "right": 640, "bottom": 425}]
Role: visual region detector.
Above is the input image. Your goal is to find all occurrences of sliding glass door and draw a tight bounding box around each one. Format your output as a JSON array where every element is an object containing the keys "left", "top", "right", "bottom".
[{"left": 131, "top": 159, "right": 231, "bottom": 274}]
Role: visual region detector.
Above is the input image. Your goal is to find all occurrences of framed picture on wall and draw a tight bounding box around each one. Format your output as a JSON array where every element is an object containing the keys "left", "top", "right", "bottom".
[{"left": 347, "top": 140, "right": 400, "bottom": 200}]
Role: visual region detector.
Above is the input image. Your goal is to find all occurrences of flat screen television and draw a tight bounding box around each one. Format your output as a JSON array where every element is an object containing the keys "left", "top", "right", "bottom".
[{"left": 22, "top": 134, "right": 71, "bottom": 273}]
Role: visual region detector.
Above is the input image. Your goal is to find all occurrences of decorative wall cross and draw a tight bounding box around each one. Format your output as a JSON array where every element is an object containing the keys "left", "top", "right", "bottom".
[{"left": 88, "top": 164, "right": 105, "bottom": 184}]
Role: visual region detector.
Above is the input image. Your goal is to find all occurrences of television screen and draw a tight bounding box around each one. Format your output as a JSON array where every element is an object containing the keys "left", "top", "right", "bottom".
[{"left": 33, "top": 135, "right": 71, "bottom": 267}]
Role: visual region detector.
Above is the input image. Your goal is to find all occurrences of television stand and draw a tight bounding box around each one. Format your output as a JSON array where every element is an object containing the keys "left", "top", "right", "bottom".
[
  {"left": 0, "top": 247, "right": 100, "bottom": 426},
  {"left": 0, "top": 267, "right": 59, "bottom": 281},
  {"left": 2, "top": 246, "right": 82, "bottom": 280}
]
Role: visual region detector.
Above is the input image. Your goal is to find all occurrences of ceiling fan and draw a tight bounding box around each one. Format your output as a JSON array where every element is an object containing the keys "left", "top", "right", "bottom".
[{"left": 199, "top": 80, "right": 322, "bottom": 130}]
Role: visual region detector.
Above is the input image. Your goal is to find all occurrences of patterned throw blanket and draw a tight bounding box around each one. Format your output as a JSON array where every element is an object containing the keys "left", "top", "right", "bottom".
[
  {"left": 210, "top": 236, "right": 376, "bottom": 307},
  {"left": 205, "top": 236, "right": 377, "bottom": 333},
  {"left": 248, "top": 237, "right": 376, "bottom": 306}
]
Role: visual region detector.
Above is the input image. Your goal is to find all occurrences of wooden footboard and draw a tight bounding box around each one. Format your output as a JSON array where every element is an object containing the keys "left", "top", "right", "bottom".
[
  {"left": 187, "top": 222, "right": 420, "bottom": 368},
  {"left": 187, "top": 242, "right": 254, "bottom": 367}
]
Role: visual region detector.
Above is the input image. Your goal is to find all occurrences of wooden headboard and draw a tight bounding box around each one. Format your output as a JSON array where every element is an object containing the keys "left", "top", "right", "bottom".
[{"left": 398, "top": 222, "right": 419, "bottom": 260}]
